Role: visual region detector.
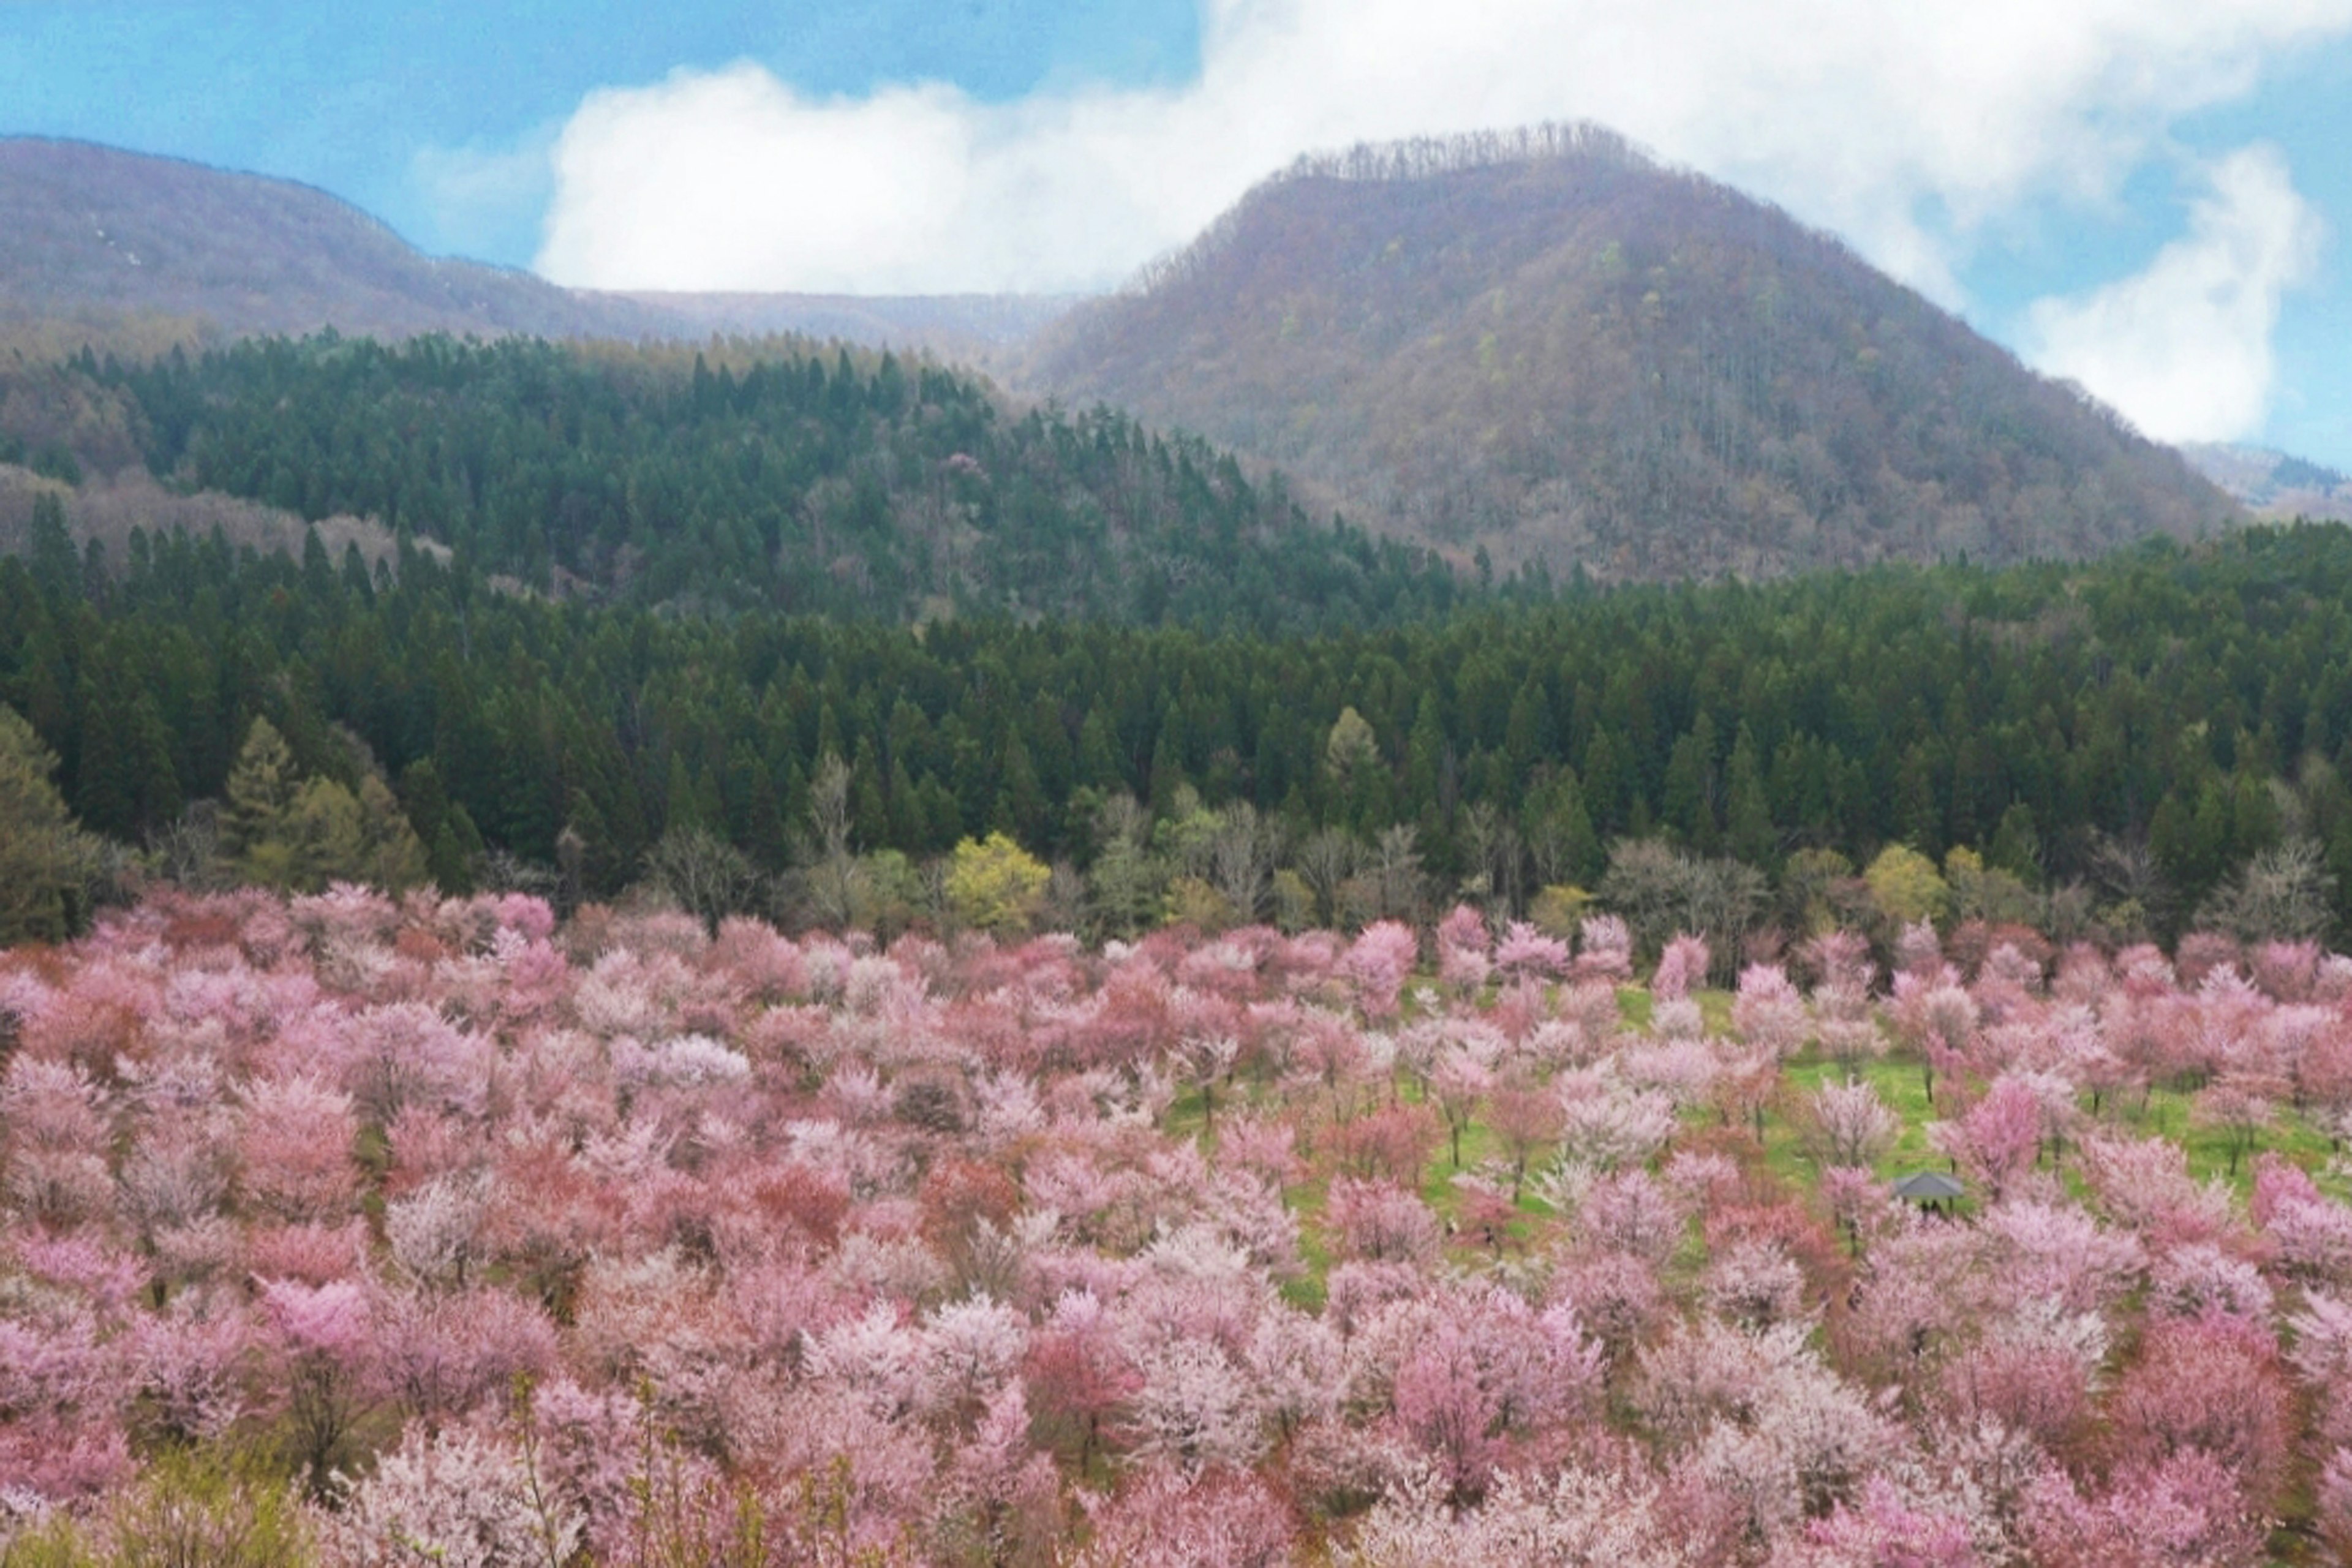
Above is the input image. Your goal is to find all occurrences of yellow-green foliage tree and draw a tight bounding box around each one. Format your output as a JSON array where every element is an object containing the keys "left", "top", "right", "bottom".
[
  {"left": 1944, "top": 845, "right": 2037, "bottom": 925},
  {"left": 0, "top": 704, "right": 102, "bottom": 944},
  {"left": 1163, "top": 875, "right": 1236, "bottom": 933},
  {"left": 1864, "top": 843, "right": 1950, "bottom": 927},
  {"left": 1528, "top": 883, "right": 1593, "bottom": 939},
  {"left": 353, "top": 775, "right": 431, "bottom": 892},
  {"left": 222, "top": 717, "right": 429, "bottom": 894},
  {"left": 945, "top": 832, "right": 1050, "bottom": 936},
  {"left": 222, "top": 717, "right": 300, "bottom": 887}
]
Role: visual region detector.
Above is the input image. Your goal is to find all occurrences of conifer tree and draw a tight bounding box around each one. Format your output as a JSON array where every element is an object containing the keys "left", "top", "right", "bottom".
[
  {"left": 356, "top": 775, "right": 430, "bottom": 892},
  {"left": 1724, "top": 723, "right": 1776, "bottom": 870},
  {"left": 224, "top": 717, "right": 300, "bottom": 886},
  {"left": 0, "top": 705, "right": 99, "bottom": 943}
]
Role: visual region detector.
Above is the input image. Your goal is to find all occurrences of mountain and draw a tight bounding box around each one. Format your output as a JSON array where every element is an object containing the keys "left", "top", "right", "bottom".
[
  {"left": 1022, "top": 125, "right": 2237, "bottom": 580},
  {"left": 0, "top": 138, "right": 679, "bottom": 345},
  {"left": 0, "top": 139, "right": 1072, "bottom": 358},
  {"left": 2180, "top": 442, "right": 2352, "bottom": 522},
  {"left": 614, "top": 292, "right": 1076, "bottom": 367},
  {"left": 0, "top": 139, "right": 1449, "bottom": 630}
]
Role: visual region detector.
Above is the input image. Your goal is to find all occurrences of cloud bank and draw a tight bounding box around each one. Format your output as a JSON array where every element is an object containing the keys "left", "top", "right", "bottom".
[
  {"left": 525, "top": 0, "right": 2352, "bottom": 439},
  {"left": 2025, "top": 146, "right": 2324, "bottom": 443}
]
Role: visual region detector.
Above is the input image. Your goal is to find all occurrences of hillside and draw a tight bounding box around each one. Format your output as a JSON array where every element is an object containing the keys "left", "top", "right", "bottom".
[
  {"left": 616, "top": 290, "right": 1076, "bottom": 364},
  {"left": 24, "top": 333, "right": 1458, "bottom": 630},
  {"left": 2182, "top": 440, "right": 2352, "bottom": 522},
  {"left": 0, "top": 138, "right": 1076, "bottom": 360},
  {"left": 0, "top": 138, "right": 680, "bottom": 345},
  {"left": 1025, "top": 125, "right": 2238, "bottom": 579}
]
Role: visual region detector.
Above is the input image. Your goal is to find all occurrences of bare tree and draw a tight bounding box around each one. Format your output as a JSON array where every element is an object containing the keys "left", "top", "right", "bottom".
[
  {"left": 146, "top": 802, "right": 228, "bottom": 891},
  {"left": 2089, "top": 831, "right": 2176, "bottom": 933},
  {"left": 1295, "top": 826, "right": 1361, "bottom": 927},
  {"left": 1373, "top": 823, "right": 1427, "bottom": 923},
  {"left": 1460, "top": 802, "right": 1525, "bottom": 914},
  {"left": 1095, "top": 791, "right": 1152, "bottom": 854},
  {"left": 1209, "top": 802, "right": 1280, "bottom": 924},
  {"left": 1599, "top": 837, "right": 1765, "bottom": 978},
  {"left": 475, "top": 848, "right": 559, "bottom": 900},
  {"left": 1683, "top": 857, "right": 1768, "bottom": 984},
  {"left": 1044, "top": 860, "right": 1090, "bottom": 933},
  {"left": 1598, "top": 839, "right": 1687, "bottom": 954},
  {"left": 2199, "top": 839, "right": 2335, "bottom": 943},
  {"left": 802, "top": 753, "right": 861, "bottom": 929},
  {"left": 644, "top": 827, "right": 762, "bottom": 933}
]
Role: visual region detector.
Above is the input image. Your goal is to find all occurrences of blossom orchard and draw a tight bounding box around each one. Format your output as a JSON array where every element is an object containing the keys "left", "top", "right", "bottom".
[{"left": 6, "top": 888, "right": 2352, "bottom": 1564}]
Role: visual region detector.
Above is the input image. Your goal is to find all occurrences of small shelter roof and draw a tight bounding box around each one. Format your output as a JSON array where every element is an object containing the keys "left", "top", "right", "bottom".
[{"left": 1891, "top": 1170, "right": 1965, "bottom": 1202}]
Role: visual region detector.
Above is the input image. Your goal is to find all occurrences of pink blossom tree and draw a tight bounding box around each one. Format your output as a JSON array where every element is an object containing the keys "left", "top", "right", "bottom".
[
  {"left": 1930, "top": 1076, "right": 2043, "bottom": 1201},
  {"left": 1344, "top": 922, "right": 1420, "bottom": 1021},
  {"left": 1435, "top": 904, "right": 1493, "bottom": 996}
]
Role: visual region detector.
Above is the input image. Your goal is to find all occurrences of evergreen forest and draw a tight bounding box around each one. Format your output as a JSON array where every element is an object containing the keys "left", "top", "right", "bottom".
[
  {"left": 9, "top": 448, "right": 2352, "bottom": 949},
  {"left": 80, "top": 334, "right": 1460, "bottom": 628}
]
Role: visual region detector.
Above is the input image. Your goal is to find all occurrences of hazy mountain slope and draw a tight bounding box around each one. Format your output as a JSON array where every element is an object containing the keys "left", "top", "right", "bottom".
[
  {"left": 2181, "top": 442, "right": 2352, "bottom": 522},
  {"left": 0, "top": 138, "right": 678, "bottom": 343},
  {"left": 613, "top": 291, "right": 1077, "bottom": 364},
  {"left": 0, "top": 139, "right": 1075, "bottom": 361},
  {"left": 1025, "top": 126, "right": 2237, "bottom": 579}
]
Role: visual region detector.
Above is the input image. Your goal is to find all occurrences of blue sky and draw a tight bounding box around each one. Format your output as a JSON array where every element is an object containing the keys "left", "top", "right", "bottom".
[{"left": 3, "top": 0, "right": 2350, "bottom": 467}]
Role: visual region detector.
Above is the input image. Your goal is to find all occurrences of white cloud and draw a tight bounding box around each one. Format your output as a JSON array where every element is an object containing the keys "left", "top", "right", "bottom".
[
  {"left": 526, "top": 0, "right": 2352, "bottom": 299},
  {"left": 409, "top": 129, "right": 559, "bottom": 260},
  {"left": 2025, "top": 145, "right": 2324, "bottom": 442}
]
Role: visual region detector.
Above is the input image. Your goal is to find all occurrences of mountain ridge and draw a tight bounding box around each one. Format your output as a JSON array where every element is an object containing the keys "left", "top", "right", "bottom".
[
  {"left": 0, "top": 138, "right": 1073, "bottom": 357},
  {"left": 2181, "top": 441, "right": 2352, "bottom": 522},
  {"left": 1, "top": 129, "right": 2246, "bottom": 591},
  {"left": 0, "top": 137, "right": 673, "bottom": 343},
  {"left": 1020, "top": 124, "right": 2237, "bottom": 579}
]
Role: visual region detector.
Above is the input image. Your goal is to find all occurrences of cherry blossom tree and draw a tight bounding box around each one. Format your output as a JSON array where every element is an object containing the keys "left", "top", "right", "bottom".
[
  {"left": 1495, "top": 921, "right": 1572, "bottom": 982},
  {"left": 257, "top": 1275, "right": 380, "bottom": 1492},
  {"left": 1931, "top": 1077, "right": 2043, "bottom": 1201},
  {"left": 1344, "top": 922, "right": 1420, "bottom": 1020},
  {"left": 1732, "top": 962, "right": 1809, "bottom": 1058},
  {"left": 1436, "top": 904, "right": 1493, "bottom": 996},
  {"left": 1651, "top": 934, "right": 1710, "bottom": 1001},
  {"left": 1804, "top": 1079, "right": 1899, "bottom": 1169}
]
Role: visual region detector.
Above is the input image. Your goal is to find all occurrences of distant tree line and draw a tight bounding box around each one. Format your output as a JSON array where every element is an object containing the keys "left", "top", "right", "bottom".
[{"left": 7, "top": 491, "right": 2352, "bottom": 948}]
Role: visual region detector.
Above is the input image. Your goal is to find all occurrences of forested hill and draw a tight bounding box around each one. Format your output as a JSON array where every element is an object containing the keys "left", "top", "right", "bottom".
[
  {"left": 34, "top": 333, "right": 1457, "bottom": 628},
  {"left": 1025, "top": 125, "right": 2236, "bottom": 580}
]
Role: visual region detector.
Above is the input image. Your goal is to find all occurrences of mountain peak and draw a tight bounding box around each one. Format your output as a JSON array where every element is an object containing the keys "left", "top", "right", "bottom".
[{"left": 1025, "top": 126, "right": 2236, "bottom": 580}]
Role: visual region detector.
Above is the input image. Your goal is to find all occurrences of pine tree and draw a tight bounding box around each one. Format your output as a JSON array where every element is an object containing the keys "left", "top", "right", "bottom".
[
  {"left": 0, "top": 704, "right": 99, "bottom": 943},
  {"left": 1077, "top": 707, "right": 1126, "bottom": 794},
  {"left": 1662, "top": 714, "right": 1720, "bottom": 854},
  {"left": 356, "top": 775, "right": 430, "bottom": 891},
  {"left": 1524, "top": 766, "right": 1599, "bottom": 887},
  {"left": 28, "top": 492, "right": 79, "bottom": 603},
  {"left": 998, "top": 730, "right": 1046, "bottom": 850},
  {"left": 1148, "top": 704, "right": 1188, "bottom": 820},
  {"left": 1724, "top": 723, "right": 1775, "bottom": 869},
  {"left": 1406, "top": 691, "right": 1450, "bottom": 823},
  {"left": 1988, "top": 802, "right": 2041, "bottom": 882},
  {"left": 282, "top": 777, "right": 366, "bottom": 891},
  {"left": 1504, "top": 674, "right": 1554, "bottom": 776},
  {"left": 224, "top": 717, "right": 300, "bottom": 883}
]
